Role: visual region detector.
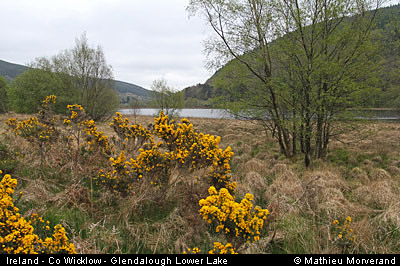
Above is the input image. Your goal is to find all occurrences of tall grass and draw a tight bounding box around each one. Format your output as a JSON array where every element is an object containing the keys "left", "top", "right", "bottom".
[{"left": 1, "top": 109, "right": 400, "bottom": 254}]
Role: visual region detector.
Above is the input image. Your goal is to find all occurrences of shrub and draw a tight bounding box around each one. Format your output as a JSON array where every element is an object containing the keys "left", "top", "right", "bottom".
[
  {"left": 97, "top": 112, "right": 237, "bottom": 195},
  {"left": 5, "top": 95, "right": 58, "bottom": 164},
  {"left": 0, "top": 170, "right": 76, "bottom": 254},
  {"left": 331, "top": 216, "right": 357, "bottom": 253},
  {"left": 199, "top": 186, "right": 269, "bottom": 247}
]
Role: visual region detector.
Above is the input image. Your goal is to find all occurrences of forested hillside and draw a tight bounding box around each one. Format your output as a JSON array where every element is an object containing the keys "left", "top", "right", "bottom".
[{"left": 185, "top": 4, "right": 400, "bottom": 109}]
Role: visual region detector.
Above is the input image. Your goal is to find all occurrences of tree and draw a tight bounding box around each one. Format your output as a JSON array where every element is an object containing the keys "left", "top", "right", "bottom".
[
  {"left": 7, "top": 68, "right": 76, "bottom": 114},
  {"left": 128, "top": 98, "right": 142, "bottom": 124},
  {"left": 32, "top": 33, "right": 119, "bottom": 120},
  {"left": 150, "top": 78, "right": 184, "bottom": 119},
  {"left": 0, "top": 75, "right": 8, "bottom": 113},
  {"left": 189, "top": 0, "right": 383, "bottom": 166},
  {"left": 68, "top": 33, "right": 119, "bottom": 120}
]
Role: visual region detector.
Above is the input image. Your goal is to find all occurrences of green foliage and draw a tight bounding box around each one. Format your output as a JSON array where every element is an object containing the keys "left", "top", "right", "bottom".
[
  {"left": 190, "top": 0, "right": 387, "bottom": 166},
  {"left": 0, "top": 143, "right": 19, "bottom": 174},
  {"left": 0, "top": 75, "right": 8, "bottom": 113},
  {"left": 84, "top": 82, "right": 119, "bottom": 121},
  {"left": 150, "top": 78, "right": 184, "bottom": 119},
  {"left": 0, "top": 59, "right": 150, "bottom": 104},
  {"left": 65, "top": 33, "right": 119, "bottom": 120},
  {"left": 10, "top": 33, "right": 120, "bottom": 120},
  {"left": 7, "top": 69, "right": 78, "bottom": 114}
]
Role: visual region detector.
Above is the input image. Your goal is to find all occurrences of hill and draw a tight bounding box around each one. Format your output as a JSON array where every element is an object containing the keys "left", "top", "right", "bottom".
[
  {"left": 0, "top": 59, "right": 150, "bottom": 101},
  {"left": 184, "top": 4, "right": 400, "bottom": 109},
  {"left": 0, "top": 60, "right": 29, "bottom": 83},
  {"left": 115, "top": 80, "right": 149, "bottom": 103}
]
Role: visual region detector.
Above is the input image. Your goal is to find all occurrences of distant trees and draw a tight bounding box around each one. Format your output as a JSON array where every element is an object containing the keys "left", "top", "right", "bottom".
[
  {"left": 0, "top": 75, "right": 8, "bottom": 113},
  {"left": 189, "top": 0, "right": 383, "bottom": 166},
  {"left": 7, "top": 33, "right": 119, "bottom": 120},
  {"left": 150, "top": 78, "right": 184, "bottom": 118}
]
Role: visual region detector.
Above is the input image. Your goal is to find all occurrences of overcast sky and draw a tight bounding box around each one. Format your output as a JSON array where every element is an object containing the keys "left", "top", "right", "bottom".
[
  {"left": 0, "top": 0, "right": 212, "bottom": 90},
  {"left": 1, "top": 0, "right": 399, "bottom": 91}
]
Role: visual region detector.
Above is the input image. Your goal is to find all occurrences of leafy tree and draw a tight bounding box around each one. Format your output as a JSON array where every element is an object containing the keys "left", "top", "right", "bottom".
[
  {"left": 68, "top": 33, "right": 119, "bottom": 120},
  {"left": 0, "top": 75, "right": 8, "bottom": 113},
  {"left": 32, "top": 33, "right": 119, "bottom": 120},
  {"left": 150, "top": 78, "right": 184, "bottom": 119},
  {"left": 189, "top": 0, "right": 383, "bottom": 166},
  {"left": 7, "top": 68, "right": 77, "bottom": 114}
]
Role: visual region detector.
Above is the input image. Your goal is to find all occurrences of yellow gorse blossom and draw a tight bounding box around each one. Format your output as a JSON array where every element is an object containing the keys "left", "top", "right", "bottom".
[
  {"left": 0, "top": 170, "right": 75, "bottom": 254},
  {"left": 81, "top": 119, "right": 113, "bottom": 155},
  {"left": 109, "top": 112, "right": 153, "bottom": 147},
  {"left": 331, "top": 216, "right": 357, "bottom": 251},
  {"left": 208, "top": 242, "right": 237, "bottom": 254},
  {"left": 183, "top": 247, "right": 201, "bottom": 254},
  {"left": 63, "top": 104, "right": 114, "bottom": 155},
  {"left": 184, "top": 242, "right": 237, "bottom": 254},
  {"left": 199, "top": 186, "right": 269, "bottom": 243},
  {"left": 6, "top": 95, "right": 58, "bottom": 146},
  {"left": 98, "top": 111, "right": 237, "bottom": 194},
  {"left": 6, "top": 117, "right": 55, "bottom": 144}
]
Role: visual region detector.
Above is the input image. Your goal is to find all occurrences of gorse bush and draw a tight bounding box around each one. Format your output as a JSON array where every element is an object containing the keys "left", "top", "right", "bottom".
[
  {"left": 64, "top": 104, "right": 113, "bottom": 156},
  {"left": 0, "top": 170, "right": 76, "bottom": 254},
  {"left": 6, "top": 95, "right": 58, "bottom": 164},
  {"left": 3, "top": 96, "right": 400, "bottom": 254},
  {"left": 97, "top": 111, "right": 237, "bottom": 195},
  {"left": 183, "top": 242, "right": 238, "bottom": 254},
  {"left": 199, "top": 186, "right": 269, "bottom": 245},
  {"left": 3, "top": 95, "right": 270, "bottom": 253},
  {"left": 332, "top": 216, "right": 357, "bottom": 253}
]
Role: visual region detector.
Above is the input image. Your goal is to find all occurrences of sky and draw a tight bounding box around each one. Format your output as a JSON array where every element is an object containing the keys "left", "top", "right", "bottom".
[
  {"left": 1, "top": 0, "right": 399, "bottom": 91},
  {"left": 0, "top": 0, "right": 211, "bottom": 90}
]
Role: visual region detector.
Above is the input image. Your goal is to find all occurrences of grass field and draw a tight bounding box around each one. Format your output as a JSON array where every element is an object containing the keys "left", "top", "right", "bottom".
[{"left": 1, "top": 112, "right": 400, "bottom": 254}]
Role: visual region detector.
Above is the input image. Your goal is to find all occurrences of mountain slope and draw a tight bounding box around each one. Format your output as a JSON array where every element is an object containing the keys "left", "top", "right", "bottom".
[
  {"left": 184, "top": 4, "right": 400, "bottom": 108},
  {"left": 0, "top": 60, "right": 29, "bottom": 83},
  {"left": 0, "top": 59, "right": 150, "bottom": 100}
]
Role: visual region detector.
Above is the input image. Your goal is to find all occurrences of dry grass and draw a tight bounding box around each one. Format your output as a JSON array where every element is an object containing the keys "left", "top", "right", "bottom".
[{"left": 2, "top": 112, "right": 400, "bottom": 254}]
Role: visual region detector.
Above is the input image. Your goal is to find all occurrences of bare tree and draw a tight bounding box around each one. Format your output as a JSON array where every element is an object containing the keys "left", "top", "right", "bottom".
[{"left": 128, "top": 98, "right": 142, "bottom": 124}]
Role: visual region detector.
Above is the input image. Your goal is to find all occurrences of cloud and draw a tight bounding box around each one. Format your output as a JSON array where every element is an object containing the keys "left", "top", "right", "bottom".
[{"left": 0, "top": 0, "right": 211, "bottom": 90}]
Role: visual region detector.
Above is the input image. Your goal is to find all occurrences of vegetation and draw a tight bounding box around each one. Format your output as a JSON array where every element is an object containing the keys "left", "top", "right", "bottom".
[
  {"left": 189, "top": 0, "right": 384, "bottom": 167},
  {"left": 150, "top": 78, "right": 184, "bottom": 119},
  {"left": 1, "top": 95, "right": 400, "bottom": 253},
  {"left": 0, "top": 96, "right": 269, "bottom": 254},
  {"left": 0, "top": 1, "right": 400, "bottom": 255},
  {"left": 30, "top": 33, "right": 119, "bottom": 120},
  {"left": 0, "top": 59, "right": 28, "bottom": 83},
  {"left": 0, "top": 170, "right": 76, "bottom": 254},
  {"left": 186, "top": 4, "right": 400, "bottom": 109},
  {"left": 0, "top": 60, "right": 150, "bottom": 105},
  {"left": 7, "top": 68, "right": 76, "bottom": 114},
  {"left": 3, "top": 34, "right": 123, "bottom": 119},
  {"left": 0, "top": 75, "right": 8, "bottom": 113}
]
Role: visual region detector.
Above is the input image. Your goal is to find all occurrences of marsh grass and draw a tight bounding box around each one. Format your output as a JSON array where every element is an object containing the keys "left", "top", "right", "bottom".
[{"left": 1, "top": 113, "right": 400, "bottom": 254}]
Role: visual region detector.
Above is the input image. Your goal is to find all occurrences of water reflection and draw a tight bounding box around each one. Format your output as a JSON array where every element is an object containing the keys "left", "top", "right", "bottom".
[
  {"left": 117, "top": 108, "right": 400, "bottom": 121},
  {"left": 118, "top": 108, "right": 234, "bottom": 119}
]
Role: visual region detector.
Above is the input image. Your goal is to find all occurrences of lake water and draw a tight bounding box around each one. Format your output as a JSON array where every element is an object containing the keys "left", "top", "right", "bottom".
[
  {"left": 118, "top": 108, "right": 400, "bottom": 121},
  {"left": 118, "top": 108, "right": 234, "bottom": 119}
]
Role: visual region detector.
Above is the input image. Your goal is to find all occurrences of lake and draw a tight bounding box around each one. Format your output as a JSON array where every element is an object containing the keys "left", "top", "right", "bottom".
[
  {"left": 118, "top": 108, "right": 234, "bottom": 119},
  {"left": 118, "top": 108, "right": 400, "bottom": 121}
]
